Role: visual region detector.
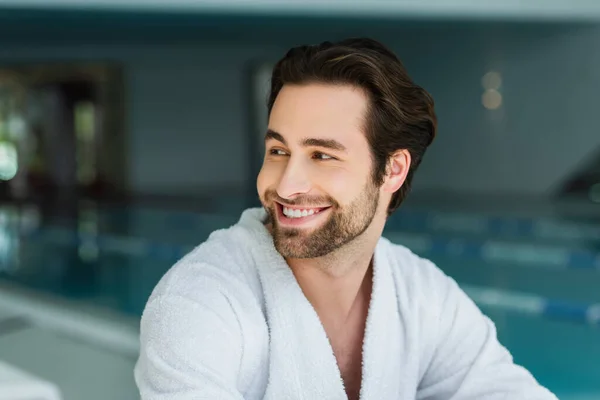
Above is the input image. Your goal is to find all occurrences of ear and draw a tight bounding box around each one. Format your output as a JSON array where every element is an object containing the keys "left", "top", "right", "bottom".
[{"left": 381, "top": 149, "right": 411, "bottom": 194}]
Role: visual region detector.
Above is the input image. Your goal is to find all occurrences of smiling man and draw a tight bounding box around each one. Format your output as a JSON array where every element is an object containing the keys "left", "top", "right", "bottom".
[{"left": 134, "top": 38, "right": 557, "bottom": 400}]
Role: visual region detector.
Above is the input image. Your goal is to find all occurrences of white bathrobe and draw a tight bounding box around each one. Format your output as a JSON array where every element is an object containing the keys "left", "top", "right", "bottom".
[{"left": 134, "top": 207, "right": 557, "bottom": 400}]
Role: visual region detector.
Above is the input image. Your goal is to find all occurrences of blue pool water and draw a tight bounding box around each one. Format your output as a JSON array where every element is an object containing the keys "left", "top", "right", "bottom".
[{"left": 0, "top": 201, "right": 599, "bottom": 399}]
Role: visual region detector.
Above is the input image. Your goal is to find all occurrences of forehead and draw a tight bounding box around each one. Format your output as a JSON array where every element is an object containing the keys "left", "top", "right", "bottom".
[{"left": 268, "top": 83, "right": 369, "bottom": 147}]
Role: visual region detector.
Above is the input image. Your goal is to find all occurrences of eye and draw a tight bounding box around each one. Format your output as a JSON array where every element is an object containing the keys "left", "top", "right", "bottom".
[
  {"left": 269, "top": 149, "right": 288, "bottom": 156},
  {"left": 313, "top": 152, "right": 335, "bottom": 161}
]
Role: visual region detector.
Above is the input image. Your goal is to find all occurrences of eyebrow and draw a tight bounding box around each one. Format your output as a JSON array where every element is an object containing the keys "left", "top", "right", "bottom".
[{"left": 265, "top": 129, "right": 347, "bottom": 152}]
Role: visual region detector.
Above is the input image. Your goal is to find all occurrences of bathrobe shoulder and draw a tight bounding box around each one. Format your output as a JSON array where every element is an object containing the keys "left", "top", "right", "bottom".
[{"left": 134, "top": 208, "right": 557, "bottom": 400}]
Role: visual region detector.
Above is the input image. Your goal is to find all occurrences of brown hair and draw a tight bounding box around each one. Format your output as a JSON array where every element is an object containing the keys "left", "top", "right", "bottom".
[{"left": 267, "top": 38, "right": 437, "bottom": 215}]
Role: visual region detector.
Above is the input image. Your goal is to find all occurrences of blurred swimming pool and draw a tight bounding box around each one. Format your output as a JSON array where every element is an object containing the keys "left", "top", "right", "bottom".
[{"left": 0, "top": 200, "right": 598, "bottom": 399}]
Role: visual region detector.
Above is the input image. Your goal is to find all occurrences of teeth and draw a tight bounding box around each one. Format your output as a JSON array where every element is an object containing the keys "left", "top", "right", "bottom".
[{"left": 283, "top": 207, "right": 319, "bottom": 218}]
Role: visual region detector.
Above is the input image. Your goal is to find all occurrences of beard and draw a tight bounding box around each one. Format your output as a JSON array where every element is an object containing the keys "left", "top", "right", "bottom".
[{"left": 262, "top": 180, "right": 380, "bottom": 259}]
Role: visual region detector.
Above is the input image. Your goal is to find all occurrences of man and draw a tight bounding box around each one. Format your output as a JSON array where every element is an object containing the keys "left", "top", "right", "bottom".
[{"left": 134, "top": 38, "right": 557, "bottom": 400}]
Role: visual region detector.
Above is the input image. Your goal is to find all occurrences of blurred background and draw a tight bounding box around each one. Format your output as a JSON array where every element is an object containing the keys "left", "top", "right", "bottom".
[{"left": 0, "top": 1, "right": 599, "bottom": 399}]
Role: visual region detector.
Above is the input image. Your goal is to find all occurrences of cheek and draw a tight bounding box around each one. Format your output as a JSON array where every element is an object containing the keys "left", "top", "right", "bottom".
[{"left": 320, "top": 168, "right": 360, "bottom": 201}]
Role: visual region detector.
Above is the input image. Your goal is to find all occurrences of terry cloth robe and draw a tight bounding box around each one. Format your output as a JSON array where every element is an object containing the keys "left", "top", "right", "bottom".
[{"left": 134, "top": 207, "right": 558, "bottom": 400}]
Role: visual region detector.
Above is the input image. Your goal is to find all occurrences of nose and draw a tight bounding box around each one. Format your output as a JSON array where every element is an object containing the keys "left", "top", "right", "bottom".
[{"left": 276, "top": 157, "right": 311, "bottom": 200}]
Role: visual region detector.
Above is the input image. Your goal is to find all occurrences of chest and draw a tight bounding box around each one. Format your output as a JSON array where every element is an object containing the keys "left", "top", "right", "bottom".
[{"left": 326, "top": 320, "right": 367, "bottom": 400}]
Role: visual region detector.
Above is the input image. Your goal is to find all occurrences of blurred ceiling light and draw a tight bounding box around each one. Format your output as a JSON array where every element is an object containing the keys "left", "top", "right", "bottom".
[
  {"left": 482, "top": 71, "right": 502, "bottom": 90},
  {"left": 482, "top": 89, "right": 502, "bottom": 110},
  {"left": 0, "top": 142, "right": 17, "bottom": 181},
  {"left": 589, "top": 183, "right": 600, "bottom": 203}
]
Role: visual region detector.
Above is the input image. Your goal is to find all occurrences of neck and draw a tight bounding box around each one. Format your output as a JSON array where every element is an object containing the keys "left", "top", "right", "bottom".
[{"left": 287, "top": 232, "right": 379, "bottom": 323}]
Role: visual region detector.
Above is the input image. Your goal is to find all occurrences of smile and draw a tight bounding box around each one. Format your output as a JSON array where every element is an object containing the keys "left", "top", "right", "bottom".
[
  {"left": 275, "top": 202, "right": 331, "bottom": 226},
  {"left": 282, "top": 206, "right": 327, "bottom": 218}
]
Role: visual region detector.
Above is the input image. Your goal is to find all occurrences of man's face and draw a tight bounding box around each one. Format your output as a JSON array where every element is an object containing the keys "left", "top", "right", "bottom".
[{"left": 257, "top": 83, "right": 383, "bottom": 259}]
